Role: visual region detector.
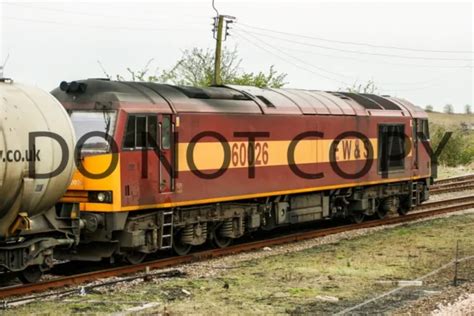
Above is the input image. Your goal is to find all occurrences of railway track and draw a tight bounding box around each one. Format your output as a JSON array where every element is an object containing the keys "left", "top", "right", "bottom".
[
  {"left": 431, "top": 174, "right": 474, "bottom": 195},
  {"left": 1, "top": 193, "right": 474, "bottom": 304},
  {"left": 433, "top": 174, "right": 474, "bottom": 185}
]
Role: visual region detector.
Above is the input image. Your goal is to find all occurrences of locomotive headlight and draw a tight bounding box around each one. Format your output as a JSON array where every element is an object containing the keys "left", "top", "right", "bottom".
[
  {"left": 97, "top": 192, "right": 106, "bottom": 202},
  {"left": 88, "top": 191, "right": 113, "bottom": 203}
]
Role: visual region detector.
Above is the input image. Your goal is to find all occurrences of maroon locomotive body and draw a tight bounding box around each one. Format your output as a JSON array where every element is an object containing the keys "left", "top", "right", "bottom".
[{"left": 53, "top": 79, "right": 431, "bottom": 259}]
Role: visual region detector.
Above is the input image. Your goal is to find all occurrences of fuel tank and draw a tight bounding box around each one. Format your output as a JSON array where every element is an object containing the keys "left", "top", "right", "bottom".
[{"left": 0, "top": 80, "right": 76, "bottom": 238}]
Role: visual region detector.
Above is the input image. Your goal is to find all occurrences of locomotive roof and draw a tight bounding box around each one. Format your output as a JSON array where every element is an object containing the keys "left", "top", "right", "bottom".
[{"left": 51, "top": 79, "right": 427, "bottom": 118}]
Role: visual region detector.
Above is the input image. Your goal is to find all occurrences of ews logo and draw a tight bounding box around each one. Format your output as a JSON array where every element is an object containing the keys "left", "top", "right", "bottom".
[{"left": 333, "top": 139, "right": 369, "bottom": 161}]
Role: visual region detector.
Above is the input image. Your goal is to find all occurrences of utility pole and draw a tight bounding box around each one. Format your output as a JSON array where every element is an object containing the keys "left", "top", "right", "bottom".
[
  {"left": 213, "top": 15, "right": 224, "bottom": 86},
  {"left": 212, "top": 15, "right": 235, "bottom": 86}
]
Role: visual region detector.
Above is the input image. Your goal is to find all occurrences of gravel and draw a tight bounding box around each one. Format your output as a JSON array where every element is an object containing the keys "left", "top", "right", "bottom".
[
  {"left": 395, "top": 282, "right": 474, "bottom": 315},
  {"left": 432, "top": 292, "right": 474, "bottom": 316}
]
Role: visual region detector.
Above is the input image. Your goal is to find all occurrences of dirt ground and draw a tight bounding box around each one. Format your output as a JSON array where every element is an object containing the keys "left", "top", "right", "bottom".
[{"left": 4, "top": 210, "right": 473, "bottom": 315}]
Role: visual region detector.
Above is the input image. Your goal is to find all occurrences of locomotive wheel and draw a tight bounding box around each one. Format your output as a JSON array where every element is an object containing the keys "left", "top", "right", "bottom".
[
  {"left": 350, "top": 212, "right": 365, "bottom": 224},
  {"left": 397, "top": 206, "right": 410, "bottom": 216},
  {"left": 173, "top": 240, "right": 192, "bottom": 256},
  {"left": 212, "top": 234, "right": 233, "bottom": 248},
  {"left": 375, "top": 208, "right": 389, "bottom": 219},
  {"left": 398, "top": 196, "right": 411, "bottom": 216},
  {"left": 125, "top": 251, "right": 147, "bottom": 265},
  {"left": 173, "top": 231, "right": 192, "bottom": 256},
  {"left": 211, "top": 232, "right": 233, "bottom": 248},
  {"left": 18, "top": 265, "right": 43, "bottom": 284},
  {"left": 210, "top": 222, "right": 233, "bottom": 248}
]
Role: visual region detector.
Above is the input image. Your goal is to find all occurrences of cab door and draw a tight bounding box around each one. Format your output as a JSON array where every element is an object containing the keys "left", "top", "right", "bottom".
[{"left": 158, "top": 114, "right": 174, "bottom": 193}]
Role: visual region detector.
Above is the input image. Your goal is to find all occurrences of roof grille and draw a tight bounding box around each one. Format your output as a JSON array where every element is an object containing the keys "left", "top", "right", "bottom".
[
  {"left": 174, "top": 86, "right": 250, "bottom": 100},
  {"left": 362, "top": 94, "right": 401, "bottom": 111},
  {"left": 338, "top": 92, "right": 382, "bottom": 110}
]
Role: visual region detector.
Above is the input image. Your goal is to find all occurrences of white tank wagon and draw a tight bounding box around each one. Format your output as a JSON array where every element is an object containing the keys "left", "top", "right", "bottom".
[{"left": 0, "top": 79, "right": 79, "bottom": 282}]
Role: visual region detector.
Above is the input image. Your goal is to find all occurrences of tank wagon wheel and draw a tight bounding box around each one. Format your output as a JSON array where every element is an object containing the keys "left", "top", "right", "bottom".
[
  {"left": 172, "top": 229, "right": 192, "bottom": 256},
  {"left": 124, "top": 251, "right": 147, "bottom": 265},
  {"left": 18, "top": 265, "right": 43, "bottom": 284},
  {"left": 210, "top": 223, "right": 233, "bottom": 249},
  {"left": 350, "top": 212, "right": 365, "bottom": 224}
]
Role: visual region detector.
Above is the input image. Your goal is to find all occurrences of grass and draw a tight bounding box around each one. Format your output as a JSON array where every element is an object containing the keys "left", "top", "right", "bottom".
[
  {"left": 428, "top": 112, "right": 474, "bottom": 128},
  {"left": 6, "top": 213, "right": 474, "bottom": 315}
]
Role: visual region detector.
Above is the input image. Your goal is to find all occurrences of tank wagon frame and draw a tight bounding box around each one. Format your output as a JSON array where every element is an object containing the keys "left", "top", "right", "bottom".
[{"left": 49, "top": 79, "right": 431, "bottom": 262}]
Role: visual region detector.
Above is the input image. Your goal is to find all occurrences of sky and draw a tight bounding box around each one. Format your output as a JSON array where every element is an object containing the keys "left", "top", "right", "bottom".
[{"left": 0, "top": 0, "right": 473, "bottom": 112}]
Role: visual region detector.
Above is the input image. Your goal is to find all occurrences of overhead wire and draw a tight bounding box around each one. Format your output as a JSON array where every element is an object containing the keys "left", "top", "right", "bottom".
[
  {"left": 232, "top": 31, "right": 351, "bottom": 86},
  {"left": 234, "top": 26, "right": 474, "bottom": 62},
  {"left": 256, "top": 42, "right": 472, "bottom": 70},
  {"left": 233, "top": 29, "right": 455, "bottom": 88},
  {"left": 238, "top": 22, "right": 474, "bottom": 55}
]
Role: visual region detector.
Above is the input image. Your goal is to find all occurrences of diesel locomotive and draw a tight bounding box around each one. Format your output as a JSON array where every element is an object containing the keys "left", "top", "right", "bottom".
[{"left": 0, "top": 78, "right": 432, "bottom": 281}]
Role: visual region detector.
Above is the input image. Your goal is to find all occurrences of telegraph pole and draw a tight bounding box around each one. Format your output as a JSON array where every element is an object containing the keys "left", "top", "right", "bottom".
[
  {"left": 213, "top": 15, "right": 224, "bottom": 86},
  {"left": 212, "top": 15, "right": 235, "bottom": 86}
]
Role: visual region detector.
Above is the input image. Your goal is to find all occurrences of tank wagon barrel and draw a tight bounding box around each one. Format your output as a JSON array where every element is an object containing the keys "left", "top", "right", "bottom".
[{"left": 0, "top": 79, "right": 78, "bottom": 280}]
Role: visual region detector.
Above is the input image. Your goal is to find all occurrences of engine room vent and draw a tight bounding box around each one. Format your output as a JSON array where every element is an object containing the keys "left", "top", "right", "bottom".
[
  {"left": 338, "top": 92, "right": 383, "bottom": 110},
  {"left": 174, "top": 86, "right": 251, "bottom": 100},
  {"left": 362, "top": 94, "right": 401, "bottom": 111}
]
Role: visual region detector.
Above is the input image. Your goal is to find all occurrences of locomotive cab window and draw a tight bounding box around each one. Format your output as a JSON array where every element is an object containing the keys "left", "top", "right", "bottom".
[
  {"left": 378, "top": 124, "right": 405, "bottom": 172},
  {"left": 123, "top": 115, "right": 158, "bottom": 149},
  {"left": 70, "top": 110, "right": 117, "bottom": 153},
  {"left": 161, "top": 115, "right": 171, "bottom": 150},
  {"left": 417, "top": 119, "right": 430, "bottom": 141}
]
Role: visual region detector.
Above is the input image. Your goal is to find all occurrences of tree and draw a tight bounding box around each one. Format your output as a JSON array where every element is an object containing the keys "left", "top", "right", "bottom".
[
  {"left": 346, "top": 80, "right": 378, "bottom": 94},
  {"left": 105, "top": 47, "right": 287, "bottom": 88},
  {"left": 465, "top": 104, "right": 472, "bottom": 114},
  {"left": 443, "top": 104, "right": 454, "bottom": 114},
  {"left": 425, "top": 105, "right": 434, "bottom": 112}
]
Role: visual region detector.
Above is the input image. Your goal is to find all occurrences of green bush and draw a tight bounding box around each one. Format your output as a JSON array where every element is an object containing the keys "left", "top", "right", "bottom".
[{"left": 430, "top": 124, "right": 474, "bottom": 166}]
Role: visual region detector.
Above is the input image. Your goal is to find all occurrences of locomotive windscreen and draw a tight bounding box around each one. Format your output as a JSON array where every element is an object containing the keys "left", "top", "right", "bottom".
[{"left": 70, "top": 110, "right": 117, "bottom": 153}]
